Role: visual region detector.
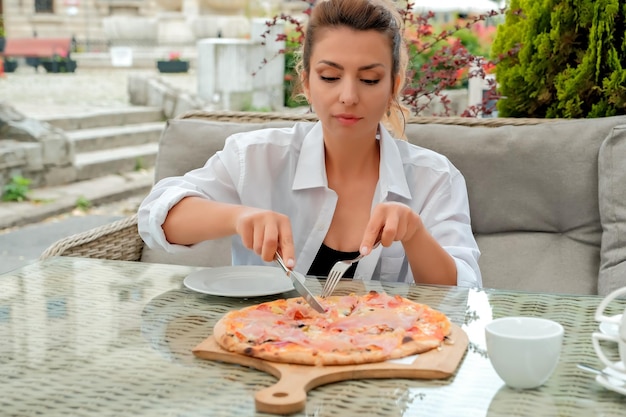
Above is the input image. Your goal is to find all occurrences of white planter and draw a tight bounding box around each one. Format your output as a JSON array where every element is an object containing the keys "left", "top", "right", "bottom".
[{"left": 197, "top": 36, "right": 285, "bottom": 111}]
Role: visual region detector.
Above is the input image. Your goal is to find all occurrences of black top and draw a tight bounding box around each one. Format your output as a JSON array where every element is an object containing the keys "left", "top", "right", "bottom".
[{"left": 307, "top": 243, "right": 361, "bottom": 278}]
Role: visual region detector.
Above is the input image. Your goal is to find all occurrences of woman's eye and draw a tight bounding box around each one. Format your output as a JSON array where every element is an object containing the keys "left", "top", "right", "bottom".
[{"left": 318, "top": 75, "right": 379, "bottom": 84}]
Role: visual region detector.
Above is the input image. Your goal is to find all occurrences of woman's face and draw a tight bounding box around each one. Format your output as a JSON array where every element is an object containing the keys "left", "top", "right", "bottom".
[{"left": 303, "top": 26, "right": 395, "bottom": 142}]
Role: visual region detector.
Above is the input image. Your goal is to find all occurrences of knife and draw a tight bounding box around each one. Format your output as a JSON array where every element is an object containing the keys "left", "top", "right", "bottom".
[{"left": 274, "top": 253, "right": 325, "bottom": 313}]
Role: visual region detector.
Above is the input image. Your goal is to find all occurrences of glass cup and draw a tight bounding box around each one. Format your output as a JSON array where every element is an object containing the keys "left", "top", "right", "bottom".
[
  {"left": 485, "top": 317, "right": 564, "bottom": 389},
  {"left": 592, "top": 286, "right": 626, "bottom": 373}
]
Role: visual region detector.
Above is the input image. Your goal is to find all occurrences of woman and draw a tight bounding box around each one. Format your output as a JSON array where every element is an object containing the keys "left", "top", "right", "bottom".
[{"left": 138, "top": 0, "right": 481, "bottom": 287}]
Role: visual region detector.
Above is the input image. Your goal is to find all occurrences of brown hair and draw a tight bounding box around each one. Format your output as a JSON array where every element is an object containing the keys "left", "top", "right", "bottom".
[{"left": 296, "top": 0, "right": 410, "bottom": 138}]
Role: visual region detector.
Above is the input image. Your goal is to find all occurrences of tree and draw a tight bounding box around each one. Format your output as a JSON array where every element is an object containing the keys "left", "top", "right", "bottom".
[{"left": 492, "top": 0, "right": 626, "bottom": 118}]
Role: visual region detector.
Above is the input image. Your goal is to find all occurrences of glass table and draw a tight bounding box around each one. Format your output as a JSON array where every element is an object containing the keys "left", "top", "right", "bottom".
[{"left": 1, "top": 257, "right": 624, "bottom": 416}]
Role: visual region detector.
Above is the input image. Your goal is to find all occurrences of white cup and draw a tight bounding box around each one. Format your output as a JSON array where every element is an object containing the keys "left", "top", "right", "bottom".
[
  {"left": 485, "top": 317, "right": 563, "bottom": 389},
  {"left": 592, "top": 286, "right": 626, "bottom": 373}
]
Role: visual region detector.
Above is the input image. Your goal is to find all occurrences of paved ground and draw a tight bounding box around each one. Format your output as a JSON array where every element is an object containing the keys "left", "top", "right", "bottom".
[
  {"left": 0, "top": 66, "right": 198, "bottom": 274},
  {"left": 0, "top": 196, "right": 143, "bottom": 274}
]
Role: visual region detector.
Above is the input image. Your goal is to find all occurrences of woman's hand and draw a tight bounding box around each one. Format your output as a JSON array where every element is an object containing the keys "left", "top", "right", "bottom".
[
  {"left": 359, "top": 202, "right": 423, "bottom": 254},
  {"left": 235, "top": 207, "right": 296, "bottom": 266},
  {"left": 360, "top": 202, "right": 456, "bottom": 285},
  {"left": 163, "top": 198, "right": 296, "bottom": 266}
]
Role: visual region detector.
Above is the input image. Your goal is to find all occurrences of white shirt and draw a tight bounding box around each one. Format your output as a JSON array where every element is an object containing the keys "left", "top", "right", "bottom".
[{"left": 138, "top": 122, "right": 482, "bottom": 287}]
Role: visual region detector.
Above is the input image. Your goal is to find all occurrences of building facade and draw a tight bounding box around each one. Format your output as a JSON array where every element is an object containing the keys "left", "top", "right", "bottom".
[{"left": 0, "top": 0, "right": 307, "bottom": 51}]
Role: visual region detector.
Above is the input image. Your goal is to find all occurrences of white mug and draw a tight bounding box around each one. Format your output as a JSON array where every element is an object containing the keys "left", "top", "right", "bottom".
[
  {"left": 592, "top": 286, "right": 626, "bottom": 372},
  {"left": 485, "top": 317, "right": 563, "bottom": 389}
]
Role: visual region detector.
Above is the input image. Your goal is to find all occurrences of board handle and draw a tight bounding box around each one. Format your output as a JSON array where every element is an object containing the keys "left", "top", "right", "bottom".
[{"left": 255, "top": 370, "right": 308, "bottom": 415}]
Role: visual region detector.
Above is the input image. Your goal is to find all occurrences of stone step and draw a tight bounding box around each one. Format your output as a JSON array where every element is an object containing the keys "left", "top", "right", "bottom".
[
  {"left": 67, "top": 122, "right": 165, "bottom": 153},
  {"left": 74, "top": 143, "right": 159, "bottom": 181},
  {"left": 41, "top": 107, "right": 164, "bottom": 130},
  {"left": 0, "top": 169, "right": 155, "bottom": 230}
]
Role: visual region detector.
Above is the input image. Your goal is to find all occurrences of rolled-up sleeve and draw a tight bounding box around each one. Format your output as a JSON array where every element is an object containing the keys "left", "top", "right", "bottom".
[
  {"left": 421, "top": 169, "right": 482, "bottom": 288},
  {"left": 137, "top": 139, "right": 242, "bottom": 252},
  {"left": 137, "top": 181, "right": 206, "bottom": 251}
]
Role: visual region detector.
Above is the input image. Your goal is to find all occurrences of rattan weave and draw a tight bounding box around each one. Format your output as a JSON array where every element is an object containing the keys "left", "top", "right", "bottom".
[
  {"left": 40, "top": 213, "right": 143, "bottom": 261},
  {"left": 178, "top": 110, "right": 560, "bottom": 127}
]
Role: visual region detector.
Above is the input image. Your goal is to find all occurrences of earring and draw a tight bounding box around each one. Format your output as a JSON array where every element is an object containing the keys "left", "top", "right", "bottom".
[{"left": 386, "top": 108, "right": 391, "bottom": 117}]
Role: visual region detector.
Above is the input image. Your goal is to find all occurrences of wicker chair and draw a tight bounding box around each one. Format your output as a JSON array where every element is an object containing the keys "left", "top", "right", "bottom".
[
  {"left": 40, "top": 213, "right": 144, "bottom": 261},
  {"left": 39, "top": 110, "right": 555, "bottom": 263}
]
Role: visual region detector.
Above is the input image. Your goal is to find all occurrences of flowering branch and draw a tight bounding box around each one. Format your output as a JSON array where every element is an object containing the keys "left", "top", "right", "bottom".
[{"left": 257, "top": 0, "right": 521, "bottom": 117}]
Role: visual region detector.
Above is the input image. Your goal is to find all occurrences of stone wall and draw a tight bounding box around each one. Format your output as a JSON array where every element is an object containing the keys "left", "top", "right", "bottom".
[
  {"left": 128, "top": 75, "right": 207, "bottom": 119},
  {"left": 0, "top": 103, "right": 75, "bottom": 192},
  {"left": 2, "top": 0, "right": 309, "bottom": 52}
]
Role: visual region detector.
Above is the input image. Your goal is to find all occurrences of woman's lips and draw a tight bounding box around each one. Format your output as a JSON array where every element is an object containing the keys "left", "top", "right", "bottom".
[{"left": 335, "top": 114, "right": 362, "bottom": 126}]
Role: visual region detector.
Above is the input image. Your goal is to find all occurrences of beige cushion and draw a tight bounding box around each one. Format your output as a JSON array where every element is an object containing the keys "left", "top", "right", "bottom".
[
  {"left": 141, "top": 114, "right": 626, "bottom": 295},
  {"left": 598, "top": 125, "right": 626, "bottom": 295}
]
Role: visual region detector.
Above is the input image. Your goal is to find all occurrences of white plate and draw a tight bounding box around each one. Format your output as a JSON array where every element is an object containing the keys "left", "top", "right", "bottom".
[
  {"left": 596, "top": 362, "right": 626, "bottom": 395},
  {"left": 183, "top": 266, "right": 294, "bottom": 297},
  {"left": 599, "top": 314, "right": 622, "bottom": 337}
]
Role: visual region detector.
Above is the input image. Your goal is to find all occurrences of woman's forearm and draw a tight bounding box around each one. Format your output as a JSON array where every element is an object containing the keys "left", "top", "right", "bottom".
[
  {"left": 404, "top": 228, "right": 457, "bottom": 286},
  {"left": 162, "top": 196, "right": 243, "bottom": 245}
]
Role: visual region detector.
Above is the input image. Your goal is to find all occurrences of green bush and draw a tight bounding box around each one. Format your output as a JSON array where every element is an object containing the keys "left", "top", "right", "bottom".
[
  {"left": 2, "top": 176, "right": 32, "bottom": 202},
  {"left": 75, "top": 196, "right": 92, "bottom": 211},
  {"left": 283, "top": 34, "right": 308, "bottom": 108},
  {"left": 492, "top": 0, "right": 626, "bottom": 118}
]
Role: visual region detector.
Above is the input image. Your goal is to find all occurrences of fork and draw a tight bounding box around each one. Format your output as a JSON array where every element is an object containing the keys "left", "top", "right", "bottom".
[{"left": 320, "top": 240, "right": 381, "bottom": 298}]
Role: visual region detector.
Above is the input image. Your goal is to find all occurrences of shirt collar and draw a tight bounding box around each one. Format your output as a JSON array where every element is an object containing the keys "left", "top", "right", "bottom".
[
  {"left": 378, "top": 124, "right": 412, "bottom": 200},
  {"left": 292, "top": 122, "right": 412, "bottom": 201},
  {"left": 293, "top": 122, "right": 327, "bottom": 190}
]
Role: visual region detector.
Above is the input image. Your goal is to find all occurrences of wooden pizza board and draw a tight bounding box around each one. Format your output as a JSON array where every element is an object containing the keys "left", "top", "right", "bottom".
[{"left": 192, "top": 322, "right": 468, "bottom": 415}]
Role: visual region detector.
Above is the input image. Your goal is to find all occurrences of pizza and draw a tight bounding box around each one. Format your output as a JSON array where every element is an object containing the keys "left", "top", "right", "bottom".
[{"left": 213, "top": 291, "right": 451, "bottom": 366}]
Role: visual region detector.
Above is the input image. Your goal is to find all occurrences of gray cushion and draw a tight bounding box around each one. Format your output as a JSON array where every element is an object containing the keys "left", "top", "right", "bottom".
[
  {"left": 598, "top": 125, "right": 626, "bottom": 295},
  {"left": 141, "top": 119, "right": 302, "bottom": 267},
  {"left": 407, "top": 116, "right": 626, "bottom": 295},
  {"left": 141, "top": 114, "right": 626, "bottom": 295},
  {"left": 140, "top": 237, "right": 232, "bottom": 267},
  {"left": 153, "top": 119, "right": 299, "bottom": 181}
]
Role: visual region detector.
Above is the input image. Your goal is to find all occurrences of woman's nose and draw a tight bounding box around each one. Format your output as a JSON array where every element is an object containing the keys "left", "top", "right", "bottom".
[{"left": 339, "top": 80, "right": 359, "bottom": 105}]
